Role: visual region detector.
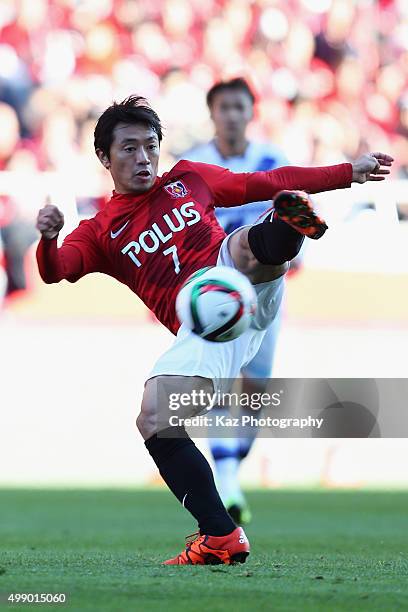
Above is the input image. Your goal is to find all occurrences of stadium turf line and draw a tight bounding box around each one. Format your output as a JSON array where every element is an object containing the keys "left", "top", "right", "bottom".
[{"left": 0, "top": 489, "right": 407, "bottom": 611}]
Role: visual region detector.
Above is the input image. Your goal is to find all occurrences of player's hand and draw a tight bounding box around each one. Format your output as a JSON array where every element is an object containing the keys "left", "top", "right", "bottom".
[
  {"left": 351, "top": 152, "right": 394, "bottom": 184},
  {"left": 36, "top": 204, "right": 65, "bottom": 239}
]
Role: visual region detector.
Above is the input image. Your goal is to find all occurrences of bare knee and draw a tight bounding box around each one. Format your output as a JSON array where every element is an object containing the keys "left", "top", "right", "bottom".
[
  {"left": 229, "top": 228, "right": 288, "bottom": 284},
  {"left": 136, "top": 405, "right": 157, "bottom": 440},
  {"left": 137, "top": 376, "right": 214, "bottom": 440}
]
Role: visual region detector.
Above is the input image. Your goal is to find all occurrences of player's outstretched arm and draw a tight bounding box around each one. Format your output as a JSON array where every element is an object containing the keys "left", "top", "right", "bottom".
[
  {"left": 246, "top": 151, "right": 394, "bottom": 200},
  {"left": 186, "top": 153, "right": 394, "bottom": 206}
]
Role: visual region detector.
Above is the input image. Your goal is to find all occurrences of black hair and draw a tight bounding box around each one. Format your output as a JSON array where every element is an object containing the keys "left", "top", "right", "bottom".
[
  {"left": 94, "top": 95, "right": 163, "bottom": 160},
  {"left": 206, "top": 78, "right": 256, "bottom": 109}
]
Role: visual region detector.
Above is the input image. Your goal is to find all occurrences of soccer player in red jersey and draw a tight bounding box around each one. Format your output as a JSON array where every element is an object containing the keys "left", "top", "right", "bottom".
[{"left": 36, "top": 96, "right": 393, "bottom": 565}]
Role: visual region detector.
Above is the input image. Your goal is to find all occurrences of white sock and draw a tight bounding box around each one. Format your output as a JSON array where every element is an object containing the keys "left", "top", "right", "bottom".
[{"left": 213, "top": 456, "right": 245, "bottom": 506}]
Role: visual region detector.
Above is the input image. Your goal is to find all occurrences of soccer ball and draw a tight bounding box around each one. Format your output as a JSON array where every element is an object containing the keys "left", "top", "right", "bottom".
[{"left": 176, "top": 266, "right": 257, "bottom": 342}]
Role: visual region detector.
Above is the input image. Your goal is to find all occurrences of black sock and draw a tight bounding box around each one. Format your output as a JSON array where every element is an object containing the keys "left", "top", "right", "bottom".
[
  {"left": 145, "top": 427, "right": 236, "bottom": 536},
  {"left": 248, "top": 214, "right": 305, "bottom": 265}
]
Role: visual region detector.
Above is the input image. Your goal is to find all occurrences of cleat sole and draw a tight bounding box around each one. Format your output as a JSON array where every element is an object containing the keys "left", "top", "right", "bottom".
[
  {"left": 206, "top": 554, "right": 224, "bottom": 565},
  {"left": 230, "top": 551, "right": 249, "bottom": 564},
  {"left": 274, "top": 191, "right": 328, "bottom": 239}
]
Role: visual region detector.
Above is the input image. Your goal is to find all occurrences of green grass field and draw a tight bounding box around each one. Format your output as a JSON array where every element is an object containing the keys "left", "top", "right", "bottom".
[{"left": 1, "top": 489, "right": 407, "bottom": 611}]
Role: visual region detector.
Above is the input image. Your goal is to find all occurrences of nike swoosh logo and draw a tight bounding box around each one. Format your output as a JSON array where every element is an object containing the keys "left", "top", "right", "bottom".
[{"left": 110, "top": 220, "right": 130, "bottom": 239}]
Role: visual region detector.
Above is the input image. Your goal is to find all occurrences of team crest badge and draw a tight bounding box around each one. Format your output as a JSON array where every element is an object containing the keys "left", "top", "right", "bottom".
[{"left": 164, "top": 180, "right": 190, "bottom": 199}]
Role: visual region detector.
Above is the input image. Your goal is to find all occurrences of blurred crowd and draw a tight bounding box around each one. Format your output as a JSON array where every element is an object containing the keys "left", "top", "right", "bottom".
[
  {"left": 1, "top": 0, "right": 408, "bottom": 172},
  {"left": 0, "top": 0, "right": 407, "bottom": 296}
]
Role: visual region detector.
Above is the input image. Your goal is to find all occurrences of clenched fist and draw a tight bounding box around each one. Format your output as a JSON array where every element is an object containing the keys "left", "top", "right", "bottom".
[
  {"left": 351, "top": 152, "right": 394, "bottom": 184},
  {"left": 36, "top": 204, "right": 64, "bottom": 240}
]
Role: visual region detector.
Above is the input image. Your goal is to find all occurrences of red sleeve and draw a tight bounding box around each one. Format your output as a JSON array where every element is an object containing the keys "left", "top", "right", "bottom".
[
  {"left": 36, "top": 219, "right": 105, "bottom": 284},
  {"left": 244, "top": 164, "right": 353, "bottom": 202},
  {"left": 183, "top": 161, "right": 352, "bottom": 206}
]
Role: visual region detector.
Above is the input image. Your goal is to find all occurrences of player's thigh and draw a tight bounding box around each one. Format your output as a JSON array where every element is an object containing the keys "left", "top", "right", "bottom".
[
  {"left": 147, "top": 321, "right": 253, "bottom": 392},
  {"left": 217, "top": 228, "right": 285, "bottom": 331},
  {"left": 228, "top": 227, "right": 288, "bottom": 284}
]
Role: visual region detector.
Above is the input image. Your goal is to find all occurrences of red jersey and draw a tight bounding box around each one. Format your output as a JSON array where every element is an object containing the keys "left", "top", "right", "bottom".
[{"left": 36, "top": 160, "right": 352, "bottom": 333}]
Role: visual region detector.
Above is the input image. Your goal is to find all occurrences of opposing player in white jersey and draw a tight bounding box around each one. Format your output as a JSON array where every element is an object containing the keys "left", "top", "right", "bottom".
[{"left": 182, "top": 78, "right": 289, "bottom": 525}]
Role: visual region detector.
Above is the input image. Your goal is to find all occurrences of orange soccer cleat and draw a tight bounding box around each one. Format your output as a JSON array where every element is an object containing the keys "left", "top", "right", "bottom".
[
  {"left": 273, "top": 190, "right": 328, "bottom": 239},
  {"left": 163, "top": 527, "right": 250, "bottom": 565}
]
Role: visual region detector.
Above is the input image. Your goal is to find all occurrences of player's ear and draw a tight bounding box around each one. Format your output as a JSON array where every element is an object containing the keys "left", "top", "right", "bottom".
[{"left": 96, "top": 149, "right": 111, "bottom": 169}]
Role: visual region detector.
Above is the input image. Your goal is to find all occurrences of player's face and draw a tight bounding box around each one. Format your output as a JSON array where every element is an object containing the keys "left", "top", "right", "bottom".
[
  {"left": 106, "top": 123, "right": 160, "bottom": 194},
  {"left": 210, "top": 90, "right": 254, "bottom": 143}
]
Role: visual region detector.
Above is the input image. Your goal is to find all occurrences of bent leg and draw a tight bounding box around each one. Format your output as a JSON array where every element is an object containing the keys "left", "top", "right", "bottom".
[
  {"left": 228, "top": 190, "right": 327, "bottom": 283},
  {"left": 138, "top": 375, "right": 236, "bottom": 536},
  {"left": 228, "top": 227, "right": 289, "bottom": 284}
]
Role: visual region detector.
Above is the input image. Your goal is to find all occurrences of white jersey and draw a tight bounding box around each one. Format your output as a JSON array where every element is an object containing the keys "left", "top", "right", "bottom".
[{"left": 182, "top": 140, "right": 289, "bottom": 233}]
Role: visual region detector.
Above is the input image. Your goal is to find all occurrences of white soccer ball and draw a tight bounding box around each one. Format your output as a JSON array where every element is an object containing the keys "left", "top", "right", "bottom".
[{"left": 176, "top": 266, "right": 257, "bottom": 342}]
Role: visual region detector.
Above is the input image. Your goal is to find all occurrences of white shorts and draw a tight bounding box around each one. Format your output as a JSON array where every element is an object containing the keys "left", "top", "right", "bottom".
[{"left": 147, "top": 228, "right": 284, "bottom": 394}]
